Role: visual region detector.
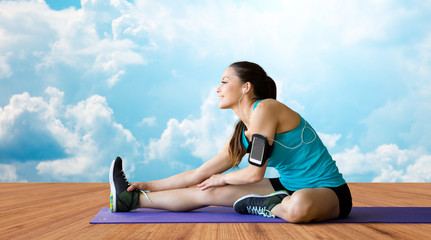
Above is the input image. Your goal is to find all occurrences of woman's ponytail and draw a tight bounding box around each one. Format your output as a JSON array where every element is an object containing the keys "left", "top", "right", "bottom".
[
  {"left": 228, "top": 120, "right": 246, "bottom": 167},
  {"left": 265, "top": 76, "right": 277, "bottom": 100}
]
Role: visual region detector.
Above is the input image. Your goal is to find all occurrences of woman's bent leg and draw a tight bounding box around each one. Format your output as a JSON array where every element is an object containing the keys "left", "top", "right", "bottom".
[
  {"left": 271, "top": 187, "right": 339, "bottom": 223},
  {"left": 138, "top": 178, "right": 275, "bottom": 212}
]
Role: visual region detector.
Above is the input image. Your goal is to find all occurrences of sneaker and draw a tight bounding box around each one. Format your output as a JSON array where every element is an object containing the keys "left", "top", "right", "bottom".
[
  {"left": 109, "top": 156, "right": 140, "bottom": 212},
  {"left": 233, "top": 191, "right": 289, "bottom": 218}
]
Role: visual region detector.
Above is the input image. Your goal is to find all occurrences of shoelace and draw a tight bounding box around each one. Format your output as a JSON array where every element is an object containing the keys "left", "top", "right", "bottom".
[
  {"left": 246, "top": 206, "right": 275, "bottom": 218},
  {"left": 121, "top": 171, "right": 129, "bottom": 183},
  {"left": 121, "top": 170, "right": 152, "bottom": 203}
]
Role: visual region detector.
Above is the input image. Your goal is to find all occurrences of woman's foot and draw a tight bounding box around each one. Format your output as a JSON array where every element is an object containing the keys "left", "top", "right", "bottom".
[
  {"left": 109, "top": 157, "right": 140, "bottom": 212},
  {"left": 233, "top": 191, "right": 289, "bottom": 218}
]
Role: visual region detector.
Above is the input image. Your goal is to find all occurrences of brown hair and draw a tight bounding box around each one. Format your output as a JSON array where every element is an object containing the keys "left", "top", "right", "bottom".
[{"left": 228, "top": 61, "right": 277, "bottom": 167}]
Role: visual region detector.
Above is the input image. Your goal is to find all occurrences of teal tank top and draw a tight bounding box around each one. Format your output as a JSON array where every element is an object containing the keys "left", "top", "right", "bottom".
[{"left": 242, "top": 100, "right": 346, "bottom": 191}]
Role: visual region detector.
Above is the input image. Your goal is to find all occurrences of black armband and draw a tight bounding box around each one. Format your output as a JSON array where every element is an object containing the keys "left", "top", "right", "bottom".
[{"left": 246, "top": 134, "right": 272, "bottom": 167}]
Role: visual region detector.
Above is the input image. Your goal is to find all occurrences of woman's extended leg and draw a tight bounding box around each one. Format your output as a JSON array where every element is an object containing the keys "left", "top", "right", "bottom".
[
  {"left": 138, "top": 179, "right": 275, "bottom": 212},
  {"left": 270, "top": 187, "right": 339, "bottom": 223}
]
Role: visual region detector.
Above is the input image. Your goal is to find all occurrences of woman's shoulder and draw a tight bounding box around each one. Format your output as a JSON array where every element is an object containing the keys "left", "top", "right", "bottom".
[
  {"left": 255, "top": 98, "right": 285, "bottom": 111},
  {"left": 252, "top": 99, "right": 300, "bottom": 132},
  {"left": 251, "top": 99, "right": 285, "bottom": 121}
]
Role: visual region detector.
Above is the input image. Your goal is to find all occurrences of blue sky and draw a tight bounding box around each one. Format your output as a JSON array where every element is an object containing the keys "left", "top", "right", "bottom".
[{"left": 0, "top": 0, "right": 430, "bottom": 183}]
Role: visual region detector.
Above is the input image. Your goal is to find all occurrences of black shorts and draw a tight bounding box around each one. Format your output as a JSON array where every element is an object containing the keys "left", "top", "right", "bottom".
[{"left": 269, "top": 178, "right": 352, "bottom": 219}]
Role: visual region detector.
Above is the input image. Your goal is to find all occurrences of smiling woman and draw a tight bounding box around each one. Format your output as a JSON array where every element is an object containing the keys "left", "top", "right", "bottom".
[{"left": 109, "top": 61, "right": 351, "bottom": 224}]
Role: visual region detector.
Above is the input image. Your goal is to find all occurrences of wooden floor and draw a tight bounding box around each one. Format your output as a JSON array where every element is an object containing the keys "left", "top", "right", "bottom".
[{"left": 0, "top": 183, "right": 430, "bottom": 240}]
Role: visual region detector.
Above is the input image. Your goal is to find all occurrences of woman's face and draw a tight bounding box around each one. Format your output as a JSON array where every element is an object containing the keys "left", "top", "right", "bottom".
[{"left": 217, "top": 67, "right": 244, "bottom": 109}]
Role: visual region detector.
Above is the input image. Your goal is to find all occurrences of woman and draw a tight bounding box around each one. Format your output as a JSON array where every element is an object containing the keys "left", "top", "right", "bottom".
[{"left": 109, "top": 61, "right": 352, "bottom": 223}]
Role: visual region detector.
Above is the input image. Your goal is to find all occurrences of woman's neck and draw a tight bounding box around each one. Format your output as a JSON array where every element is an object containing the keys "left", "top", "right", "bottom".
[{"left": 233, "top": 97, "right": 254, "bottom": 126}]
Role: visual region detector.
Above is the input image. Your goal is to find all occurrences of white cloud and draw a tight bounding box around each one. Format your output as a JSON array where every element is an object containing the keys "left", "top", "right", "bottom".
[
  {"left": 0, "top": 0, "right": 148, "bottom": 87},
  {"left": 144, "top": 88, "right": 235, "bottom": 164},
  {"left": 142, "top": 0, "right": 407, "bottom": 58},
  {"left": 1, "top": 0, "right": 424, "bottom": 88},
  {"left": 37, "top": 0, "right": 403, "bottom": 66},
  {"left": 318, "top": 132, "right": 341, "bottom": 149},
  {"left": 360, "top": 33, "right": 431, "bottom": 151},
  {"left": 334, "top": 144, "right": 431, "bottom": 182},
  {"left": 0, "top": 87, "right": 141, "bottom": 182},
  {"left": 0, "top": 52, "right": 13, "bottom": 79},
  {"left": 107, "top": 70, "right": 125, "bottom": 87},
  {"left": 36, "top": 90, "right": 140, "bottom": 181},
  {"left": 0, "top": 164, "right": 27, "bottom": 182},
  {"left": 402, "top": 155, "right": 431, "bottom": 182},
  {"left": 138, "top": 116, "right": 157, "bottom": 127}
]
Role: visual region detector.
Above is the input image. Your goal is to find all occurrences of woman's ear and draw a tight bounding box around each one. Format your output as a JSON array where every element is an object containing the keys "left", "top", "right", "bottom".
[{"left": 243, "top": 82, "right": 251, "bottom": 94}]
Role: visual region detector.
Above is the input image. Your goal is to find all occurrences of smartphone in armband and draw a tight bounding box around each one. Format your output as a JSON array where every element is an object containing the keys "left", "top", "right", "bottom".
[{"left": 248, "top": 134, "right": 272, "bottom": 167}]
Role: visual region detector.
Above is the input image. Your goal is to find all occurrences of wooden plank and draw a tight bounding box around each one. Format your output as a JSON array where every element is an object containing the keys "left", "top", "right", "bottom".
[{"left": 0, "top": 183, "right": 430, "bottom": 239}]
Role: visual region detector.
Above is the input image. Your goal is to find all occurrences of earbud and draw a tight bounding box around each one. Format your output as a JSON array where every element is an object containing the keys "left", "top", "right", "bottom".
[{"left": 239, "top": 87, "right": 249, "bottom": 119}]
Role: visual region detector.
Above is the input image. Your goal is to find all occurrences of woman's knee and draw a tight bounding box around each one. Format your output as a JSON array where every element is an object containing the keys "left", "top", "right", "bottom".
[
  {"left": 280, "top": 188, "right": 339, "bottom": 223},
  {"left": 196, "top": 186, "right": 228, "bottom": 205},
  {"left": 283, "top": 191, "right": 314, "bottom": 223}
]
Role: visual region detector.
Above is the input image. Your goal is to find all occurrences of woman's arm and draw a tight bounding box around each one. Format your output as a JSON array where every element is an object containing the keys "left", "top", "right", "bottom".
[
  {"left": 197, "top": 162, "right": 269, "bottom": 190},
  {"left": 128, "top": 138, "right": 233, "bottom": 192},
  {"left": 198, "top": 99, "right": 279, "bottom": 190}
]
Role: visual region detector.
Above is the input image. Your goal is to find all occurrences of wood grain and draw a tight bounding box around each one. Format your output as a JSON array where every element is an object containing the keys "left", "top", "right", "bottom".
[{"left": 0, "top": 183, "right": 430, "bottom": 239}]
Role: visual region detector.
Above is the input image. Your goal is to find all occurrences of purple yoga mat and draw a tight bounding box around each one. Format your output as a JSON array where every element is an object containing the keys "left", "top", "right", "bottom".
[{"left": 90, "top": 207, "right": 431, "bottom": 224}]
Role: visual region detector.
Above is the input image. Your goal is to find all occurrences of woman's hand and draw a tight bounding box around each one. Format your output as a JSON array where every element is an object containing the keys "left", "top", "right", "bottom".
[
  {"left": 197, "top": 174, "right": 226, "bottom": 191},
  {"left": 127, "top": 182, "right": 148, "bottom": 192}
]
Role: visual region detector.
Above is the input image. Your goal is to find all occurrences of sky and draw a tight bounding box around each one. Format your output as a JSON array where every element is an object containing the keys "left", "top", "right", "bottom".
[{"left": 0, "top": 0, "right": 430, "bottom": 183}]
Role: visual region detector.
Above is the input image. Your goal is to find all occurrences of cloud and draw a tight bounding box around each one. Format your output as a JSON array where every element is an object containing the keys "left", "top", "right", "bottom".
[
  {"left": 0, "top": 0, "right": 148, "bottom": 88},
  {"left": 144, "top": 88, "right": 235, "bottom": 165},
  {"left": 402, "top": 155, "right": 431, "bottom": 182},
  {"left": 107, "top": 70, "right": 126, "bottom": 87},
  {"left": 0, "top": 164, "right": 27, "bottom": 182},
  {"left": 138, "top": 116, "right": 157, "bottom": 127},
  {"left": 146, "top": 0, "right": 409, "bottom": 59},
  {"left": 333, "top": 25, "right": 431, "bottom": 183},
  {"left": 0, "top": 90, "right": 68, "bottom": 161},
  {"left": 1, "top": 0, "right": 426, "bottom": 90},
  {"left": 0, "top": 53, "right": 12, "bottom": 79},
  {"left": 334, "top": 144, "right": 431, "bottom": 182},
  {"left": 36, "top": 2, "right": 148, "bottom": 83},
  {"left": 0, "top": 87, "right": 141, "bottom": 182},
  {"left": 360, "top": 33, "right": 431, "bottom": 151},
  {"left": 318, "top": 132, "right": 341, "bottom": 149},
  {"left": 36, "top": 89, "right": 141, "bottom": 181}
]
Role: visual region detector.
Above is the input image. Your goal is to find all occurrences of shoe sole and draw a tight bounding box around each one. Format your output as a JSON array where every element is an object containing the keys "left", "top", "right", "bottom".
[
  {"left": 233, "top": 191, "right": 289, "bottom": 209},
  {"left": 109, "top": 158, "right": 117, "bottom": 212}
]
